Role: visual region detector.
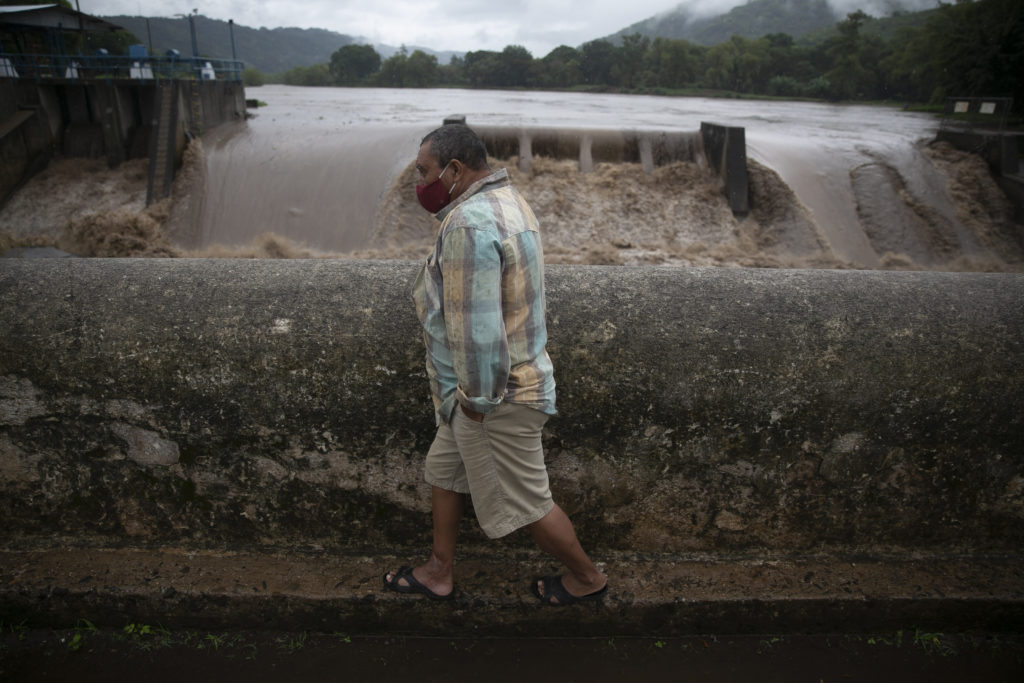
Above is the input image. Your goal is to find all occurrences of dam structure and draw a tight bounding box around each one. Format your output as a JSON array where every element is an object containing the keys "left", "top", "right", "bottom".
[
  {"left": 469, "top": 120, "right": 748, "bottom": 216},
  {"left": 1, "top": 258, "right": 1022, "bottom": 635},
  {"left": 0, "top": 4, "right": 246, "bottom": 209}
]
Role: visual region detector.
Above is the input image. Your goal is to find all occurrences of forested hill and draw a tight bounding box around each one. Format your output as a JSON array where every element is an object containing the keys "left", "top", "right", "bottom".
[
  {"left": 605, "top": 0, "right": 937, "bottom": 46},
  {"left": 608, "top": 0, "right": 840, "bottom": 45},
  {"left": 102, "top": 15, "right": 458, "bottom": 74}
]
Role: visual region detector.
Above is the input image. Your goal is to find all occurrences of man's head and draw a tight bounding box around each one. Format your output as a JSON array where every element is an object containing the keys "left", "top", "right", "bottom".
[
  {"left": 420, "top": 123, "right": 489, "bottom": 172},
  {"left": 414, "top": 124, "right": 492, "bottom": 213}
]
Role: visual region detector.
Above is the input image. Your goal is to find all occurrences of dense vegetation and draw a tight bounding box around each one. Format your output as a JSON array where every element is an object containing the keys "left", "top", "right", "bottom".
[{"left": 262, "top": 0, "right": 1021, "bottom": 112}]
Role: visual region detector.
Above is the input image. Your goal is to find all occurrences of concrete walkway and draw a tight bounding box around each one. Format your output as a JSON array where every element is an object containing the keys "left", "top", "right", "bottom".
[{"left": 2, "top": 548, "right": 1021, "bottom": 636}]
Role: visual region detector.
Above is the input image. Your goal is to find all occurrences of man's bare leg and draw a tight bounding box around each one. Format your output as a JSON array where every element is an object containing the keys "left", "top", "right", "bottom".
[
  {"left": 527, "top": 503, "right": 606, "bottom": 602},
  {"left": 384, "top": 485, "right": 464, "bottom": 597}
]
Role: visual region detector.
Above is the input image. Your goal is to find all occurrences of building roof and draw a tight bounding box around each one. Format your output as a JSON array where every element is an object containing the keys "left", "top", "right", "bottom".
[{"left": 0, "top": 4, "right": 123, "bottom": 32}]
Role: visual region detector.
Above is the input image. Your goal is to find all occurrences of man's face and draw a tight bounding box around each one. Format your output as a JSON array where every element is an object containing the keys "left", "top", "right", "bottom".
[{"left": 415, "top": 142, "right": 447, "bottom": 186}]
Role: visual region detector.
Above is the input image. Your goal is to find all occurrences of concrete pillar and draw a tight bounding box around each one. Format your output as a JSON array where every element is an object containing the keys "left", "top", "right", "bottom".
[
  {"left": 518, "top": 131, "right": 532, "bottom": 173},
  {"left": 578, "top": 134, "right": 593, "bottom": 172},
  {"left": 638, "top": 135, "right": 654, "bottom": 173},
  {"left": 701, "top": 121, "right": 749, "bottom": 216}
]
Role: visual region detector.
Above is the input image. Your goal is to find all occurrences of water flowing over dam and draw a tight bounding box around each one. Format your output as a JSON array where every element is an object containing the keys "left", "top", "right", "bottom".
[
  {"left": 160, "top": 87, "right": 1021, "bottom": 272},
  {"left": 1, "top": 86, "right": 1019, "bottom": 271}
]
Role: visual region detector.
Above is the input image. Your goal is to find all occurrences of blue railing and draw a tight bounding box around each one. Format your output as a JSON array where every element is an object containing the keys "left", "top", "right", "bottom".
[{"left": 0, "top": 52, "right": 243, "bottom": 83}]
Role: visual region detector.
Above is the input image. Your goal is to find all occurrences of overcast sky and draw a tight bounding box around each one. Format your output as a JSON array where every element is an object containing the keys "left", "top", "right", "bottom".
[{"left": 78, "top": 0, "right": 941, "bottom": 57}]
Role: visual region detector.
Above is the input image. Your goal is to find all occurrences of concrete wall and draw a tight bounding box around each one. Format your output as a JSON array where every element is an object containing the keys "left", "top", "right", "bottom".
[
  {"left": 1, "top": 259, "right": 1022, "bottom": 562},
  {"left": 197, "top": 79, "right": 245, "bottom": 135},
  {"left": 0, "top": 81, "right": 53, "bottom": 205},
  {"left": 937, "top": 129, "right": 1019, "bottom": 176}
]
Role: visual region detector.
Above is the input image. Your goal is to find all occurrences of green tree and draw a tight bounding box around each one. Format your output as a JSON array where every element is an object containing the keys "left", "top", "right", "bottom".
[
  {"left": 376, "top": 48, "right": 407, "bottom": 87},
  {"left": 329, "top": 43, "right": 381, "bottom": 85},
  {"left": 763, "top": 33, "right": 796, "bottom": 80},
  {"left": 580, "top": 40, "right": 614, "bottom": 85},
  {"left": 243, "top": 67, "right": 265, "bottom": 86},
  {"left": 767, "top": 75, "right": 801, "bottom": 97},
  {"left": 611, "top": 33, "right": 649, "bottom": 88},
  {"left": 374, "top": 48, "right": 439, "bottom": 87},
  {"left": 536, "top": 45, "right": 582, "bottom": 88},
  {"left": 823, "top": 11, "right": 880, "bottom": 100},
  {"left": 405, "top": 49, "right": 439, "bottom": 87},
  {"left": 463, "top": 50, "right": 500, "bottom": 87},
  {"left": 734, "top": 36, "right": 770, "bottom": 93},
  {"left": 439, "top": 54, "right": 465, "bottom": 85},
  {"left": 906, "top": 0, "right": 1023, "bottom": 107},
  {"left": 801, "top": 76, "right": 831, "bottom": 99},
  {"left": 496, "top": 44, "right": 533, "bottom": 87},
  {"left": 281, "top": 63, "right": 332, "bottom": 86},
  {"left": 647, "top": 38, "right": 699, "bottom": 89},
  {"left": 703, "top": 38, "right": 740, "bottom": 90}
]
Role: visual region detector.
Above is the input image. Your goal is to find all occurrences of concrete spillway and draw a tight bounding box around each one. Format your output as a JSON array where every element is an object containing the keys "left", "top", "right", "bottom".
[{"left": 1, "top": 259, "right": 1022, "bottom": 634}]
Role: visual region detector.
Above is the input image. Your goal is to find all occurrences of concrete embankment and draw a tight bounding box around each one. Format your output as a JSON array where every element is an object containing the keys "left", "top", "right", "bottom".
[{"left": 1, "top": 259, "right": 1022, "bottom": 635}]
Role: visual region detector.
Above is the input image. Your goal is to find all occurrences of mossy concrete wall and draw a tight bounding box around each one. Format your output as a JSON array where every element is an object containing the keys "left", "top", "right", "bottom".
[{"left": 1, "top": 259, "right": 1022, "bottom": 562}]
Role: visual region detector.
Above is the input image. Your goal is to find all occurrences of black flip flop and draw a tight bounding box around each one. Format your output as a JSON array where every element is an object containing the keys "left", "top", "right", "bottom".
[
  {"left": 383, "top": 566, "right": 454, "bottom": 601},
  {"left": 532, "top": 575, "right": 608, "bottom": 606}
]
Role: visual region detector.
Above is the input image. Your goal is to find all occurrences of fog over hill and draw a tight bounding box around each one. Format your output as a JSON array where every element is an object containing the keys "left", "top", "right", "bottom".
[{"left": 607, "top": 0, "right": 940, "bottom": 45}]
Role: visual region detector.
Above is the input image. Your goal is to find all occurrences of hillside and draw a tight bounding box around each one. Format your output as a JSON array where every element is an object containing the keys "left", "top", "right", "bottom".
[
  {"left": 102, "top": 15, "right": 458, "bottom": 74},
  {"left": 799, "top": 5, "right": 941, "bottom": 45},
  {"left": 608, "top": 0, "right": 842, "bottom": 45},
  {"left": 606, "top": 0, "right": 936, "bottom": 47}
]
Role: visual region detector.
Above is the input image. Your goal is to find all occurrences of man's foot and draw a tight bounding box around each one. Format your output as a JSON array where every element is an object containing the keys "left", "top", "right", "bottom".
[
  {"left": 383, "top": 565, "right": 454, "bottom": 601},
  {"left": 533, "top": 574, "right": 608, "bottom": 606}
]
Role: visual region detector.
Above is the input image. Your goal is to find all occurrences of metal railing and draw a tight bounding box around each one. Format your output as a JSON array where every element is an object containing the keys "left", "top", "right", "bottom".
[
  {"left": 0, "top": 52, "right": 243, "bottom": 83},
  {"left": 939, "top": 96, "right": 1014, "bottom": 133}
]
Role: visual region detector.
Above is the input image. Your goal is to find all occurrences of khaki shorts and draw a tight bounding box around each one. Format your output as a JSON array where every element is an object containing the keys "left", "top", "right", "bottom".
[{"left": 424, "top": 402, "right": 554, "bottom": 539}]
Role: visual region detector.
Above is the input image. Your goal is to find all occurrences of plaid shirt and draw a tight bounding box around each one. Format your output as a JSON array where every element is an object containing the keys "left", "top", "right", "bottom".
[{"left": 412, "top": 168, "right": 556, "bottom": 424}]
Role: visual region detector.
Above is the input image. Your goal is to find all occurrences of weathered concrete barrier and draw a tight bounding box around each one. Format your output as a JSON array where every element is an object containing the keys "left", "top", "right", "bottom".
[{"left": 1, "top": 259, "right": 1022, "bottom": 634}]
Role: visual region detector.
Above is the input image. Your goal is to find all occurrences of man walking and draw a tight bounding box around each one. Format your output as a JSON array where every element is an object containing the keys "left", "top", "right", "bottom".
[{"left": 384, "top": 124, "right": 607, "bottom": 606}]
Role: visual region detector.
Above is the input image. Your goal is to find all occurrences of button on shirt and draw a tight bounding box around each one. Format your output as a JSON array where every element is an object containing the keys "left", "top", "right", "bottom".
[{"left": 412, "top": 168, "right": 556, "bottom": 424}]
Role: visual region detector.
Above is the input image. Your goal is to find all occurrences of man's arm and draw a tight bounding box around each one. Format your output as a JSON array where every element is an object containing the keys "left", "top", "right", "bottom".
[{"left": 441, "top": 225, "right": 509, "bottom": 418}]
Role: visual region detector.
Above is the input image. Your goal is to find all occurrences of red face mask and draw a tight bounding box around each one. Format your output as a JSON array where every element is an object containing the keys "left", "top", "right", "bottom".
[{"left": 416, "top": 162, "right": 456, "bottom": 214}]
